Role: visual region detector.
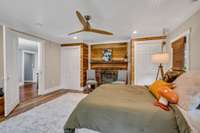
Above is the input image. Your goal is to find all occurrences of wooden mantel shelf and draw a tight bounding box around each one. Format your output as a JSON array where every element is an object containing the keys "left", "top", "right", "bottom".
[{"left": 90, "top": 60, "right": 128, "bottom": 64}]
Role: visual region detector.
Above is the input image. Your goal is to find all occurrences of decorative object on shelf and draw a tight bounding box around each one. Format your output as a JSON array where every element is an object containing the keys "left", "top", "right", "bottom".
[
  {"left": 0, "top": 88, "right": 4, "bottom": 97},
  {"left": 124, "top": 54, "right": 128, "bottom": 62},
  {"left": 102, "top": 49, "right": 112, "bottom": 62},
  {"left": 152, "top": 53, "right": 169, "bottom": 80}
]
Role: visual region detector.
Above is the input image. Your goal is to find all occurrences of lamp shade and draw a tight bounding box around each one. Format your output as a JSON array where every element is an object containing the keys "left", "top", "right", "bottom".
[{"left": 152, "top": 53, "right": 169, "bottom": 64}]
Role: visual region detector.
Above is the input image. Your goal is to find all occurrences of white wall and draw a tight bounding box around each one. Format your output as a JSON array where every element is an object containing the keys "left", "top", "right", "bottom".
[
  {"left": 43, "top": 41, "right": 61, "bottom": 93},
  {"left": 168, "top": 9, "right": 200, "bottom": 70}
]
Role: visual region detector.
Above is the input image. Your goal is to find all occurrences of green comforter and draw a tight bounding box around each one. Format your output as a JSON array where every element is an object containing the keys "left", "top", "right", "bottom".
[{"left": 64, "top": 84, "right": 190, "bottom": 133}]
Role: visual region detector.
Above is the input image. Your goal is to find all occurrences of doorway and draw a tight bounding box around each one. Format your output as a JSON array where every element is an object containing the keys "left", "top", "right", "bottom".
[
  {"left": 134, "top": 40, "right": 162, "bottom": 85},
  {"left": 61, "top": 46, "right": 81, "bottom": 90},
  {"left": 18, "top": 38, "right": 39, "bottom": 102}
]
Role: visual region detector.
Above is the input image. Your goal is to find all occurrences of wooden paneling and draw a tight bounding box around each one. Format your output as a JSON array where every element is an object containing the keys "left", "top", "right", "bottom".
[
  {"left": 130, "top": 40, "right": 135, "bottom": 84},
  {"left": 133, "top": 36, "right": 167, "bottom": 41},
  {"left": 171, "top": 37, "right": 186, "bottom": 70},
  {"left": 91, "top": 43, "right": 127, "bottom": 59},
  {"left": 80, "top": 44, "right": 88, "bottom": 87},
  {"left": 91, "top": 42, "right": 128, "bottom": 70},
  {"left": 61, "top": 43, "right": 83, "bottom": 47},
  {"left": 61, "top": 43, "right": 89, "bottom": 87}
]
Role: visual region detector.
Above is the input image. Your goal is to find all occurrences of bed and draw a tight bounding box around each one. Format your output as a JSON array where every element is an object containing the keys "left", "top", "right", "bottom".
[{"left": 64, "top": 84, "right": 191, "bottom": 133}]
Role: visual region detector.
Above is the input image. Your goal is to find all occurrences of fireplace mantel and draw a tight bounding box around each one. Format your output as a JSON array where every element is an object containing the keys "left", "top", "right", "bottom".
[{"left": 91, "top": 60, "right": 128, "bottom": 70}]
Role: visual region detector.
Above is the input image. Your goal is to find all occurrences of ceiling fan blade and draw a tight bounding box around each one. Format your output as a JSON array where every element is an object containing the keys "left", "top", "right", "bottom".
[
  {"left": 90, "top": 28, "right": 113, "bottom": 35},
  {"left": 76, "top": 11, "right": 87, "bottom": 28},
  {"left": 68, "top": 30, "right": 84, "bottom": 35}
]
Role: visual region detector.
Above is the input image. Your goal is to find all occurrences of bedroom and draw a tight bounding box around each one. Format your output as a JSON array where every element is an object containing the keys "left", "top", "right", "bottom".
[{"left": 0, "top": 0, "right": 200, "bottom": 133}]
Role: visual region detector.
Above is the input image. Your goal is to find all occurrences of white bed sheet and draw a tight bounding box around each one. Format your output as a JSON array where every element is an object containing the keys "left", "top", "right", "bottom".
[{"left": 177, "top": 105, "right": 200, "bottom": 133}]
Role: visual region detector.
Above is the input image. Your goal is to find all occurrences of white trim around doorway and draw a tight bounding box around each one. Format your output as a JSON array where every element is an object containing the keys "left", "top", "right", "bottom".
[{"left": 21, "top": 50, "right": 38, "bottom": 85}]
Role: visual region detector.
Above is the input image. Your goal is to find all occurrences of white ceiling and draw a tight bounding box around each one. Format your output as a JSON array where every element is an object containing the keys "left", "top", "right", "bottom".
[{"left": 0, "top": 0, "right": 200, "bottom": 44}]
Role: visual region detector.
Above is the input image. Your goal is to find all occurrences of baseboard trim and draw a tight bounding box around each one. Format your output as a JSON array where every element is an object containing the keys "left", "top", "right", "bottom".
[
  {"left": 24, "top": 80, "right": 34, "bottom": 83},
  {"left": 39, "top": 86, "right": 61, "bottom": 95}
]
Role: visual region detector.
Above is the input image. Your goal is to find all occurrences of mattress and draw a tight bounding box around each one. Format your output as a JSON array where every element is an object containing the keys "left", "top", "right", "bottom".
[
  {"left": 64, "top": 84, "right": 190, "bottom": 133},
  {"left": 177, "top": 106, "right": 200, "bottom": 133}
]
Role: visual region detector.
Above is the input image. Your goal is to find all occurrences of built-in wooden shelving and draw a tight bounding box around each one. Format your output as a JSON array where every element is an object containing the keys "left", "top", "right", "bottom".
[{"left": 90, "top": 42, "right": 128, "bottom": 70}]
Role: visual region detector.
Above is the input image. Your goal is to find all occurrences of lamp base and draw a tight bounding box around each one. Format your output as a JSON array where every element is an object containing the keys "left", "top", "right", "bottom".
[{"left": 156, "top": 64, "right": 165, "bottom": 80}]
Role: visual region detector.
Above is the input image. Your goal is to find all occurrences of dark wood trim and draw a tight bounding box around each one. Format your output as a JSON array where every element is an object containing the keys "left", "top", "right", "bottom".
[
  {"left": 91, "top": 42, "right": 128, "bottom": 46},
  {"left": 90, "top": 60, "right": 128, "bottom": 64},
  {"left": 133, "top": 36, "right": 167, "bottom": 42},
  {"left": 61, "top": 43, "right": 84, "bottom": 47}
]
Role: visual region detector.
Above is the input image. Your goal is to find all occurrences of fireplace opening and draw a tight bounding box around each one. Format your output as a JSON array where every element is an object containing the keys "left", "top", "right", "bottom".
[{"left": 101, "top": 71, "right": 117, "bottom": 84}]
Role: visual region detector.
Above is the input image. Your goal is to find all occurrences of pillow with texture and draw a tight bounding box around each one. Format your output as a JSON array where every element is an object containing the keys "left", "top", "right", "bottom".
[
  {"left": 174, "top": 71, "right": 200, "bottom": 111},
  {"left": 149, "top": 80, "right": 172, "bottom": 99},
  {"left": 163, "top": 70, "right": 184, "bottom": 83}
]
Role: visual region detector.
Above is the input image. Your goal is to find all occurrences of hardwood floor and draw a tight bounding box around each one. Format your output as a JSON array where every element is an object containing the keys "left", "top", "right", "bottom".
[
  {"left": 0, "top": 89, "right": 82, "bottom": 122},
  {"left": 20, "top": 83, "right": 38, "bottom": 102}
]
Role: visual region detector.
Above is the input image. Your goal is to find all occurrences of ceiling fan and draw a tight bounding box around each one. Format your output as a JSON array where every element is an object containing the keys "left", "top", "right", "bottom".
[{"left": 68, "top": 11, "right": 113, "bottom": 36}]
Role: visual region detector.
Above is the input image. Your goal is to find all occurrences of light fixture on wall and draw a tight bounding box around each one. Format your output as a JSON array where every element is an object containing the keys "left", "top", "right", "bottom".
[{"left": 152, "top": 53, "right": 169, "bottom": 80}]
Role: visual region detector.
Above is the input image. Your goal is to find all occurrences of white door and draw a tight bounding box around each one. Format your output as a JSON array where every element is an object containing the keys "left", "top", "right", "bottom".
[
  {"left": 3, "top": 27, "right": 19, "bottom": 116},
  {"left": 61, "top": 46, "right": 80, "bottom": 90},
  {"left": 135, "top": 41, "right": 162, "bottom": 85}
]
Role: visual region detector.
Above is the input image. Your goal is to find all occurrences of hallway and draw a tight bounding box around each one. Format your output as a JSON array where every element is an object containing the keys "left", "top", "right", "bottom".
[{"left": 20, "top": 83, "right": 38, "bottom": 102}]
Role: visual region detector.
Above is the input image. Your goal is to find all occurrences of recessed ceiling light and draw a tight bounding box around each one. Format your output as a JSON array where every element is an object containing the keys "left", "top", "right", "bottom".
[
  {"left": 73, "top": 36, "right": 78, "bottom": 40},
  {"left": 133, "top": 30, "right": 137, "bottom": 34}
]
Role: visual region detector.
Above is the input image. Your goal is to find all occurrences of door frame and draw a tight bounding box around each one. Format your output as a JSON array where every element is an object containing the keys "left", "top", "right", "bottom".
[
  {"left": 22, "top": 50, "right": 37, "bottom": 84},
  {"left": 134, "top": 40, "right": 163, "bottom": 85},
  {"left": 3, "top": 27, "right": 46, "bottom": 116},
  {"left": 17, "top": 37, "right": 45, "bottom": 96},
  {"left": 60, "top": 46, "right": 81, "bottom": 90}
]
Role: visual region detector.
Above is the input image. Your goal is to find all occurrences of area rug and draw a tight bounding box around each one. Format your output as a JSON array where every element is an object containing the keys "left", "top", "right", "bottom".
[{"left": 0, "top": 93, "right": 99, "bottom": 133}]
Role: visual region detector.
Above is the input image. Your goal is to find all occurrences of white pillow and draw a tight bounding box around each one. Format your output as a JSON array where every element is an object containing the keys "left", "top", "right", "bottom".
[{"left": 174, "top": 71, "right": 200, "bottom": 111}]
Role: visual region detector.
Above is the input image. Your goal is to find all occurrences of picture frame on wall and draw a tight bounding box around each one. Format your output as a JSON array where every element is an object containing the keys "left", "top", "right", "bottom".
[{"left": 102, "top": 49, "right": 112, "bottom": 62}]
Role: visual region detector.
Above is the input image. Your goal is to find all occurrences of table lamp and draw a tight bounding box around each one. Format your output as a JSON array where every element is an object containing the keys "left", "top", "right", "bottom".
[{"left": 152, "top": 53, "right": 169, "bottom": 80}]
